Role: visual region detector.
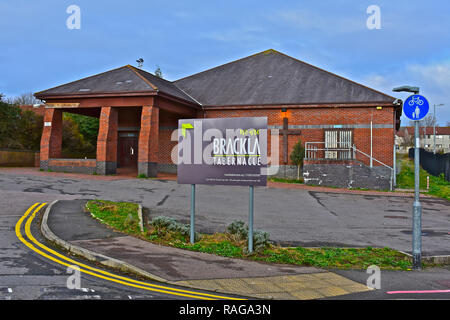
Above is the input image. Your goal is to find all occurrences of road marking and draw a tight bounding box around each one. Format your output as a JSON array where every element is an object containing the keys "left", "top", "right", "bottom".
[
  {"left": 17, "top": 203, "right": 243, "bottom": 300},
  {"left": 387, "top": 290, "right": 450, "bottom": 294}
]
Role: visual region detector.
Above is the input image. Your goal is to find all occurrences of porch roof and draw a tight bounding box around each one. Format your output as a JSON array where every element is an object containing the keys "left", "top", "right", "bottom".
[{"left": 35, "top": 65, "right": 198, "bottom": 105}]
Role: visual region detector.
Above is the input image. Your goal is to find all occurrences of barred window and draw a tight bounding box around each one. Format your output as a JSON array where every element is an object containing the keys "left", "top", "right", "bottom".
[{"left": 324, "top": 129, "right": 353, "bottom": 159}]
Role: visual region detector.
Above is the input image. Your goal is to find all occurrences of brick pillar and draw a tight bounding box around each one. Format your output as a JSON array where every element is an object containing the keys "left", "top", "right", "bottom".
[
  {"left": 96, "top": 107, "right": 118, "bottom": 175},
  {"left": 138, "top": 105, "right": 159, "bottom": 177},
  {"left": 40, "top": 108, "right": 62, "bottom": 170}
]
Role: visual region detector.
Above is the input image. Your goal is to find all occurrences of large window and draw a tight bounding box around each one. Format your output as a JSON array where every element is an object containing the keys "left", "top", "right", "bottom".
[{"left": 324, "top": 129, "right": 353, "bottom": 159}]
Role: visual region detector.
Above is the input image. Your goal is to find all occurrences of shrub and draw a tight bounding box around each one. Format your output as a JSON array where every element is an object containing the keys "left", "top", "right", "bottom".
[
  {"left": 150, "top": 216, "right": 177, "bottom": 229},
  {"left": 149, "top": 215, "right": 200, "bottom": 241},
  {"left": 253, "top": 230, "right": 271, "bottom": 251},
  {"left": 226, "top": 220, "right": 248, "bottom": 240},
  {"left": 226, "top": 220, "right": 271, "bottom": 252}
]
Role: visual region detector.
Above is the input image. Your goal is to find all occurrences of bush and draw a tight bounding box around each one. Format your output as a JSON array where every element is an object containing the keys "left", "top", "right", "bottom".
[
  {"left": 226, "top": 220, "right": 248, "bottom": 240},
  {"left": 253, "top": 230, "right": 271, "bottom": 251},
  {"left": 149, "top": 216, "right": 200, "bottom": 241},
  {"left": 150, "top": 216, "right": 178, "bottom": 229},
  {"left": 226, "top": 220, "right": 271, "bottom": 252}
]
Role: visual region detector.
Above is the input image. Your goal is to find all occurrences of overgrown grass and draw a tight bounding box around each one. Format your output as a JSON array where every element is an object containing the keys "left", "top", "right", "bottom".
[
  {"left": 86, "top": 200, "right": 420, "bottom": 270},
  {"left": 396, "top": 156, "right": 450, "bottom": 201},
  {"left": 86, "top": 200, "right": 140, "bottom": 234},
  {"left": 268, "top": 177, "right": 304, "bottom": 184}
]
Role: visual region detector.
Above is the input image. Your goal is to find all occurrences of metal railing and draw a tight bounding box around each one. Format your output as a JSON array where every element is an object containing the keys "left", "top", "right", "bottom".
[{"left": 304, "top": 141, "right": 355, "bottom": 160}]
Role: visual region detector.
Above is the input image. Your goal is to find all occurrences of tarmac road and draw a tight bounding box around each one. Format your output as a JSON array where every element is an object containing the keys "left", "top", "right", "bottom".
[
  {"left": 0, "top": 190, "right": 238, "bottom": 300},
  {"left": 0, "top": 170, "right": 449, "bottom": 301},
  {"left": 0, "top": 171, "right": 448, "bottom": 255}
]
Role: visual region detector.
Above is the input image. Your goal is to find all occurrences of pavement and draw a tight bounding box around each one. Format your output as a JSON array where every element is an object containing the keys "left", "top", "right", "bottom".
[
  {"left": 43, "top": 199, "right": 373, "bottom": 300},
  {"left": 1, "top": 168, "right": 449, "bottom": 256}
]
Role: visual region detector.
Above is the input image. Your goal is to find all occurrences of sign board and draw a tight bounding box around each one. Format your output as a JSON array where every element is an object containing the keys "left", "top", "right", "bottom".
[
  {"left": 45, "top": 103, "right": 80, "bottom": 108},
  {"left": 177, "top": 117, "right": 267, "bottom": 186},
  {"left": 403, "top": 94, "right": 429, "bottom": 121}
]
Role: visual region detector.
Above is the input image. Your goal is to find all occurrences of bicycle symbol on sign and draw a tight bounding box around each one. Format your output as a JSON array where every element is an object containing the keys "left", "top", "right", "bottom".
[
  {"left": 408, "top": 96, "right": 424, "bottom": 107},
  {"left": 409, "top": 96, "right": 424, "bottom": 119}
]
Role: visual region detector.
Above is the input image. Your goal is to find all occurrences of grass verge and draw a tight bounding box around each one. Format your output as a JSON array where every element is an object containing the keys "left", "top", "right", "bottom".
[
  {"left": 268, "top": 177, "right": 304, "bottom": 184},
  {"left": 396, "top": 155, "right": 450, "bottom": 201},
  {"left": 86, "top": 199, "right": 423, "bottom": 271}
]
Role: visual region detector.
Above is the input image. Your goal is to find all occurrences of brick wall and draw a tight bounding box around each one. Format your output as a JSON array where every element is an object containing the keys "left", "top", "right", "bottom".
[
  {"left": 203, "top": 106, "right": 395, "bottom": 167},
  {"left": 48, "top": 159, "right": 96, "bottom": 174},
  {"left": 0, "top": 149, "right": 37, "bottom": 167}
]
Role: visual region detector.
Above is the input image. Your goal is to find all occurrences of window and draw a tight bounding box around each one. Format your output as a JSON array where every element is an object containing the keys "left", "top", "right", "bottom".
[{"left": 324, "top": 129, "right": 353, "bottom": 159}]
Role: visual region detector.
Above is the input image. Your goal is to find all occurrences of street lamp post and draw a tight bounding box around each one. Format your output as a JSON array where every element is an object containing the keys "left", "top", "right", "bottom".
[
  {"left": 433, "top": 104, "right": 444, "bottom": 154},
  {"left": 393, "top": 86, "right": 424, "bottom": 270}
]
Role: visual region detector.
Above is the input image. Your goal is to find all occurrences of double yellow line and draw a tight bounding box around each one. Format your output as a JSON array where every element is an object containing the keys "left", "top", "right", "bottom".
[{"left": 16, "top": 202, "right": 243, "bottom": 300}]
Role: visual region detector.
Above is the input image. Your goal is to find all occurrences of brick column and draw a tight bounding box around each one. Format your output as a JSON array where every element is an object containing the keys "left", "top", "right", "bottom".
[
  {"left": 138, "top": 105, "right": 159, "bottom": 177},
  {"left": 96, "top": 107, "right": 118, "bottom": 175},
  {"left": 40, "top": 108, "right": 62, "bottom": 170}
]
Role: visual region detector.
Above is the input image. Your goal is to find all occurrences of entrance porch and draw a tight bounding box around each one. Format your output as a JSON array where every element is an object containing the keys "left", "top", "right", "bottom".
[{"left": 39, "top": 97, "right": 198, "bottom": 177}]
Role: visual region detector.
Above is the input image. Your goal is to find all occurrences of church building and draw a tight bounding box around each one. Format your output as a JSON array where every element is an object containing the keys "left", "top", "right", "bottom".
[{"left": 35, "top": 49, "right": 402, "bottom": 189}]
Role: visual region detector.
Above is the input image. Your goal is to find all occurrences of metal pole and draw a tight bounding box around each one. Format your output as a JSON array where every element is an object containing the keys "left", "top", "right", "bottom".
[
  {"left": 370, "top": 121, "right": 373, "bottom": 168},
  {"left": 190, "top": 184, "right": 196, "bottom": 244},
  {"left": 412, "top": 121, "right": 422, "bottom": 270},
  {"left": 248, "top": 185, "right": 254, "bottom": 253},
  {"left": 393, "top": 144, "right": 396, "bottom": 187},
  {"left": 433, "top": 104, "right": 436, "bottom": 154}
]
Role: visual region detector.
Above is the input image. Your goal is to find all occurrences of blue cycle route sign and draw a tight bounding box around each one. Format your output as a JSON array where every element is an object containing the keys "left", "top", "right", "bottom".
[{"left": 403, "top": 94, "right": 429, "bottom": 121}]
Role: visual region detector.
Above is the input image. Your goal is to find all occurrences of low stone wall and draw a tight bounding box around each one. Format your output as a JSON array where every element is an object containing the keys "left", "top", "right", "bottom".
[
  {"left": 269, "top": 165, "right": 301, "bottom": 180},
  {"left": 0, "top": 149, "right": 38, "bottom": 167},
  {"left": 157, "top": 163, "right": 177, "bottom": 174},
  {"left": 302, "top": 163, "right": 392, "bottom": 190},
  {"left": 45, "top": 159, "right": 97, "bottom": 174}
]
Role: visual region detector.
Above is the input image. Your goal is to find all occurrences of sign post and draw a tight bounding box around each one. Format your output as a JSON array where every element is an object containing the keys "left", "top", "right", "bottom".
[
  {"left": 248, "top": 185, "right": 254, "bottom": 253},
  {"left": 177, "top": 117, "right": 268, "bottom": 251},
  {"left": 190, "top": 184, "right": 195, "bottom": 244},
  {"left": 403, "top": 93, "right": 430, "bottom": 270}
]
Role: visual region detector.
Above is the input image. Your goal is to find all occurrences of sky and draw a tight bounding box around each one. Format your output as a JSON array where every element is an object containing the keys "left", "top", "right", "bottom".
[{"left": 1, "top": 0, "right": 450, "bottom": 126}]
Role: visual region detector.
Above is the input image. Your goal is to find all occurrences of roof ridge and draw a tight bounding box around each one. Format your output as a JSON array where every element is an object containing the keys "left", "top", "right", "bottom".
[
  {"left": 174, "top": 49, "right": 396, "bottom": 103},
  {"left": 130, "top": 66, "right": 202, "bottom": 105},
  {"left": 35, "top": 65, "right": 133, "bottom": 96},
  {"left": 125, "top": 65, "right": 158, "bottom": 91}
]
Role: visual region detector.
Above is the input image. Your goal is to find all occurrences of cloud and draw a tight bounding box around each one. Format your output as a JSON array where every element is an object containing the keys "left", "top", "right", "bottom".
[
  {"left": 407, "top": 62, "right": 450, "bottom": 91},
  {"left": 274, "top": 8, "right": 364, "bottom": 35},
  {"left": 362, "top": 60, "right": 450, "bottom": 125}
]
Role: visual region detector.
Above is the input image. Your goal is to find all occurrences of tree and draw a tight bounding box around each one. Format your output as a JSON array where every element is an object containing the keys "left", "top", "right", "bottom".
[
  {"left": 62, "top": 114, "right": 96, "bottom": 158},
  {"left": 290, "top": 139, "right": 305, "bottom": 180},
  {"left": 6, "top": 92, "right": 42, "bottom": 106},
  {"left": 0, "top": 100, "right": 42, "bottom": 150},
  {"left": 400, "top": 128, "right": 414, "bottom": 148},
  {"left": 154, "top": 66, "right": 163, "bottom": 78},
  {"left": 65, "top": 113, "right": 99, "bottom": 147}
]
